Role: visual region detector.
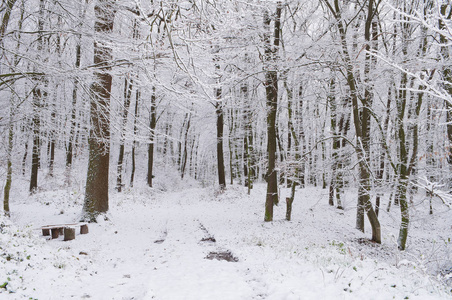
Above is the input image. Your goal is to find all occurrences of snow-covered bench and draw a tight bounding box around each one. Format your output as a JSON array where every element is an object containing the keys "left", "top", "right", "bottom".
[{"left": 41, "top": 223, "right": 89, "bottom": 241}]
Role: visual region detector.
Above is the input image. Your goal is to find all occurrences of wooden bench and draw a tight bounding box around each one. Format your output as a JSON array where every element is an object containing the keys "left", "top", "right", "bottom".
[{"left": 41, "top": 223, "right": 89, "bottom": 241}]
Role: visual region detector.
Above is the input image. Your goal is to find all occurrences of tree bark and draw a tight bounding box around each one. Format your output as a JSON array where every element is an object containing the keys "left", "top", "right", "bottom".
[
  {"left": 0, "top": 0, "right": 17, "bottom": 45},
  {"left": 180, "top": 113, "right": 191, "bottom": 179},
  {"left": 82, "top": 0, "right": 116, "bottom": 222},
  {"left": 147, "top": 87, "right": 157, "bottom": 187},
  {"left": 4, "top": 110, "right": 13, "bottom": 217},
  {"left": 439, "top": 4, "right": 452, "bottom": 190},
  {"left": 117, "top": 77, "right": 133, "bottom": 191},
  {"left": 130, "top": 89, "right": 139, "bottom": 187},
  {"left": 326, "top": 0, "right": 381, "bottom": 243},
  {"left": 263, "top": 4, "right": 281, "bottom": 222},
  {"left": 29, "top": 0, "right": 46, "bottom": 193},
  {"left": 3, "top": 1, "right": 24, "bottom": 215},
  {"left": 216, "top": 92, "right": 226, "bottom": 190}
]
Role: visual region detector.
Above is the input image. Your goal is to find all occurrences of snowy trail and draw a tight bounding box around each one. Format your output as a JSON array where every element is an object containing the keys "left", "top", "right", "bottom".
[{"left": 142, "top": 189, "right": 263, "bottom": 299}]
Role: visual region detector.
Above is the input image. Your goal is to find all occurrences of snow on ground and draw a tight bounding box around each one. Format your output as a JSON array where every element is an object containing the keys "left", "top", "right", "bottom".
[{"left": 1, "top": 170, "right": 452, "bottom": 299}]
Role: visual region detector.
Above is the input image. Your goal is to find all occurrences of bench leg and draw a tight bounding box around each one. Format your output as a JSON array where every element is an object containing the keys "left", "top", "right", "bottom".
[
  {"left": 51, "top": 229, "right": 59, "bottom": 239},
  {"left": 80, "top": 224, "right": 89, "bottom": 234},
  {"left": 64, "top": 227, "right": 75, "bottom": 241}
]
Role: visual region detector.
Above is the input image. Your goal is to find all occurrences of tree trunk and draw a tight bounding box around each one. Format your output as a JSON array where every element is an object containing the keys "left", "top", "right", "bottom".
[
  {"left": 130, "top": 89, "right": 139, "bottom": 187},
  {"left": 0, "top": 0, "right": 17, "bottom": 45},
  {"left": 439, "top": 4, "right": 452, "bottom": 189},
  {"left": 216, "top": 95, "right": 226, "bottom": 190},
  {"left": 284, "top": 79, "right": 300, "bottom": 220},
  {"left": 263, "top": 4, "right": 281, "bottom": 222},
  {"left": 29, "top": 0, "right": 46, "bottom": 193},
  {"left": 327, "top": 77, "right": 344, "bottom": 209},
  {"left": 82, "top": 0, "right": 116, "bottom": 222},
  {"left": 228, "top": 107, "right": 235, "bottom": 185},
  {"left": 117, "top": 77, "right": 133, "bottom": 191},
  {"left": 66, "top": 41, "right": 81, "bottom": 169},
  {"left": 4, "top": 1, "right": 24, "bottom": 215},
  {"left": 328, "top": 0, "right": 381, "bottom": 243},
  {"left": 4, "top": 108, "right": 13, "bottom": 217},
  {"left": 147, "top": 87, "right": 157, "bottom": 187},
  {"left": 180, "top": 114, "right": 191, "bottom": 179}
]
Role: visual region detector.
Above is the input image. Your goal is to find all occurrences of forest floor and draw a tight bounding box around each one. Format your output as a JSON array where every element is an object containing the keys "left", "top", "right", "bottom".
[{"left": 1, "top": 167, "right": 452, "bottom": 299}]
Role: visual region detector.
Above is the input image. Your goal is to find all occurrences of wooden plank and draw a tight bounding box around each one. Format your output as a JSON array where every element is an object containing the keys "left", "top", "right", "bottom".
[{"left": 41, "top": 222, "right": 88, "bottom": 229}]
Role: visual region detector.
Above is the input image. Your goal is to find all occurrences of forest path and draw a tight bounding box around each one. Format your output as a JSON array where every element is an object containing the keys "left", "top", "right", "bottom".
[{"left": 141, "top": 188, "right": 267, "bottom": 299}]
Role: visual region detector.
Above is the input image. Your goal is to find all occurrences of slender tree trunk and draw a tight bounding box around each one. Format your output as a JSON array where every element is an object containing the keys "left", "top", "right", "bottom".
[
  {"left": 439, "top": 4, "right": 452, "bottom": 189},
  {"left": 213, "top": 50, "right": 227, "bottom": 190},
  {"left": 284, "top": 79, "right": 300, "bottom": 220},
  {"left": 215, "top": 85, "right": 226, "bottom": 189},
  {"left": 329, "top": 0, "right": 381, "bottom": 243},
  {"left": 242, "top": 83, "right": 255, "bottom": 194},
  {"left": 177, "top": 114, "right": 188, "bottom": 170},
  {"left": 4, "top": 1, "right": 24, "bottom": 214},
  {"left": 29, "top": 0, "right": 46, "bottom": 193},
  {"left": 0, "top": 0, "right": 17, "bottom": 45},
  {"left": 66, "top": 32, "right": 83, "bottom": 178},
  {"left": 396, "top": 18, "right": 428, "bottom": 250},
  {"left": 180, "top": 114, "right": 191, "bottom": 179},
  {"left": 4, "top": 107, "right": 14, "bottom": 217},
  {"left": 49, "top": 22, "right": 62, "bottom": 178},
  {"left": 22, "top": 139, "right": 28, "bottom": 176},
  {"left": 82, "top": 0, "right": 116, "bottom": 222},
  {"left": 147, "top": 87, "right": 157, "bottom": 187},
  {"left": 130, "top": 89, "right": 139, "bottom": 187},
  {"left": 229, "top": 107, "right": 234, "bottom": 185},
  {"left": 327, "top": 77, "right": 344, "bottom": 209},
  {"left": 116, "top": 77, "right": 133, "bottom": 191}
]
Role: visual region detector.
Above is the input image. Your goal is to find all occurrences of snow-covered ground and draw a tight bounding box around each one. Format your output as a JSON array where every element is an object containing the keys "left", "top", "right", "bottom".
[{"left": 1, "top": 169, "right": 452, "bottom": 299}]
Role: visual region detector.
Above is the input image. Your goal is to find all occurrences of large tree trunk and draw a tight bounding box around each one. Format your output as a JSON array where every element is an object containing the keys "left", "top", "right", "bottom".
[
  {"left": 82, "top": 0, "right": 116, "bottom": 222},
  {"left": 263, "top": 4, "right": 281, "bottom": 222}
]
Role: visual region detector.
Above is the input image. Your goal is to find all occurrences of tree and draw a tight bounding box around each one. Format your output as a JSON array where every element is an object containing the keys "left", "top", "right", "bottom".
[
  {"left": 323, "top": 0, "right": 381, "bottom": 243},
  {"left": 82, "top": 0, "right": 116, "bottom": 222},
  {"left": 439, "top": 3, "right": 452, "bottom": 189},
  {"left": 263, "top": 3, "right": 282, "bottom": 222},
  {"left": 29, "top": 0, "right": 47, "bottom": 193},
  {"left": 147, "top": 86, "right": 157, "bottom": 187},
  {"left": 2, "top": 0, "right": 23, "bottom": 216}
]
